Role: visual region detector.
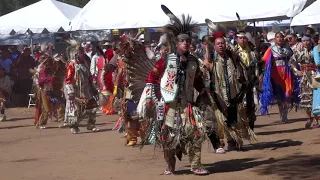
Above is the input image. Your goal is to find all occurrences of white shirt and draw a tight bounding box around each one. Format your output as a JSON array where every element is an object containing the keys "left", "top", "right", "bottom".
[{"left": 86, "top": 51, "right": 93, "bottom": 59}]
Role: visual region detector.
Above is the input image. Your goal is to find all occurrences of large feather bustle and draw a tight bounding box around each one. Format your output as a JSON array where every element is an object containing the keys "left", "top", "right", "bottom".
[
  {"left": 118, "top": 34, "right": 158, "bottom": 104},
  {"left": 36, "top": 53, "right": 65, "bottom": 76}
]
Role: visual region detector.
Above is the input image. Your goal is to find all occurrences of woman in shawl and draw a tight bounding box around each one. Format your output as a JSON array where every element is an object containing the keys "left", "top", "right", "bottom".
[
  {"left": 260, "top": 32, "right": 298, "bottom": 123},
  {"left": 292, "top": 35, "right": 318, "bottom": 128}
]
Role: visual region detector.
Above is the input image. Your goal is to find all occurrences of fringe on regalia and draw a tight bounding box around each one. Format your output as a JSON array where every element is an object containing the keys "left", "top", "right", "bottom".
[{"left": 260, "top": 48, "right": 273, "bottom": 115}]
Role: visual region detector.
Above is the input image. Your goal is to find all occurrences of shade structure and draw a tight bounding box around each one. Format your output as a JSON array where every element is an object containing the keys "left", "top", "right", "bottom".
[
  {"left": 248, "top": 19, "right": 291, "bottom": 27},
  {"left": 0, "top": 0, "right": 81, "bottom": 34},
  {"left": 291, "top": 0, "right": 320, "bottom": 26},
  {"left": 0, "top": 33, "right": 54, "bottom": 45},
  {"left": 70, "top": 0, "right": 310, "bottom": 30}
]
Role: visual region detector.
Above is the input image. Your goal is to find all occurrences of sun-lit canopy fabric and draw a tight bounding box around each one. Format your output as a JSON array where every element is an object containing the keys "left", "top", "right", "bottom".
[
  {"left": 291, "top": 0, "right": 320, "bottom": 26},
  {"left": 70, "top": 0, "right": 309, "bottom": 30},
  {"left": 0, "top": 0, "right": 81, "bottom": 34}
]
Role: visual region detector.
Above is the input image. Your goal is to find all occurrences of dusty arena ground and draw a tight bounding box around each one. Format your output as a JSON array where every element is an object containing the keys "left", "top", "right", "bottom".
[{"left": 0, "top": 107, "right": 320, "bottom": 180}]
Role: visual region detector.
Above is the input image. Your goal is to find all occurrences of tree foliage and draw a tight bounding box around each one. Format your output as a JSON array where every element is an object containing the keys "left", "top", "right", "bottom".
[
  {"left": 58, "top": 0, "right": 90, "bottom": 7},
  {"left": 0, "top": 0, "right": 90, "bottom": 16}
]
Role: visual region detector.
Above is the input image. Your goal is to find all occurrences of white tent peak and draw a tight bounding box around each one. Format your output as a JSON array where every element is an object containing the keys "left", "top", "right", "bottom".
[
  {"left": 291, "top": 0, "right": 320, "bottom": 26},
  {"left": 70, "top": 0, "right": 310, "bottom": 31},
  {"left": 0, "top": 0, "right": 81, "bottom": 34},
  {"left": 48, "top": 0, "right": 81, "bottom": 20}
]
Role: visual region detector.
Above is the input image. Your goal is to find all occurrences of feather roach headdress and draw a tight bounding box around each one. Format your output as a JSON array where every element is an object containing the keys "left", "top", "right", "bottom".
[
  {"left": 65, "top": 38, "right": 81, "bottom": 61},
  {"left": 235, "top": 13, "right": 247, "bottom": 32},
  {"left": 205, "top": 18, "right": 228, "bottom": 41},
  {"left": 160, "top": 5, "right": 199, "bottom": 53},
  {"left": 205, "top": 19, "right": 227, "bottom": 35},
  {"left": 65, "top": 38, "right": 91, "bottom": 68}
]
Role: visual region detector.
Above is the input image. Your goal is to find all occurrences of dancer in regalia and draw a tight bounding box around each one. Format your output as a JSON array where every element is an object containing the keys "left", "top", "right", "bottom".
[
  {"left": 64, "top": 39, "right": 99, "bottom": 134},
  {"left": 234, "top": 31, "right": 260, "bottom": 130},
  {"left": 260, "top": 32, "right": 298, "bottom": 123},
  {"left": 196, "top": 34, "right": 226, "bottom": 154},
  {"left": 136, "top": 5, "right": 209, "bottom": 175},
  {"left": 292, "top": 35, "right": 318, "bottom": 128},
  {"left": 115, "top": 32, "right": 151, "bottom": 146},
  {"left": 98, "top": 46, "right": 118, "bottom": 115},
  {"left": 203, "top": 18, "right": 257, "bottom": 150},
  {"left": 31, "top": 53, "right": 66, "bottom": 128}
]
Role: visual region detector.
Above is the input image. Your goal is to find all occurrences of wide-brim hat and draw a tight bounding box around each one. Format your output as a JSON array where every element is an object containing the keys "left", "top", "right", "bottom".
[
  {"left": 267, "top": 32, "right": 275, "bottom": 41},
  {"left": 306, "top": 25, "right": 315, "bottom": 34}
]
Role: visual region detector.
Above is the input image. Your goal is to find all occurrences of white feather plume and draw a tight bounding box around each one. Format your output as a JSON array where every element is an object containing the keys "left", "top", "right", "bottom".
[
  {"left": 205, "top": 18, "right": 227, "bottom": 35},
  {"left": 66, "top": 39, "right": 78, "bottom": 46},
  {"left": 145, "top": 47, "right": 155, "bottom": 60},
  {"left": 159, "top": 34, "right": 167, "bottom": 44}
]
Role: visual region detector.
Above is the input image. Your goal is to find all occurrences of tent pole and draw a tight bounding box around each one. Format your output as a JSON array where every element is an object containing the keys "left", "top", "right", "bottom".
[
  {"left": 30, "top": 34, "right": 34, "bottom": 55},
  {"left": 289, "top": 17, "right": 293, "bottom": 33},
  {"left": 253, "top": 20, "right": 256, "bottom": 38},
  {"left": 144, "top": 28, "right": 150, "bottom": 43}
]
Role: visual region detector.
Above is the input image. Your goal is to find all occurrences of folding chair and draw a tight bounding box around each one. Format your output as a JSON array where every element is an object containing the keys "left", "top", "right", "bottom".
[{"left": 28, "top": 86, "right": 36, "bottom": 108}]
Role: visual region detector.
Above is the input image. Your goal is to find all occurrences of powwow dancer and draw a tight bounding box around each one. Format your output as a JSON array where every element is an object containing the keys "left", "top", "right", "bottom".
[
  {"left": 98, "top": 46, "right": 118, "bottom": 115},
  {"left": 134, "top": 5, "right": 209, "bottom": 175},
  {"left": 64, "top": 39, "right": 100, "bottom": 134},
  {"left": 31, "top": 53, "right": 66, "bottom": 128},
  {"left": 292, "top": 35, "right": 317, "bottom": 128},
  {"left": 113, "top": 32, "right": 152, "bottom": 146},
  {"left": 260, "top": 32, "right": 299, "bottom": 123},
  {"left": 203, "top": 18, "right": 257, "bottom": 150},
  {"left": 234, "top": 30, "right": 261, "bottom": 130},
  {"left": 195, "top": 35, "right": 225, "bottom": 154}
]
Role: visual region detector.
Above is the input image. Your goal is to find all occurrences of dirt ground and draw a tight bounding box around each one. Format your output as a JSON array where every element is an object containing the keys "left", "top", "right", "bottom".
[{"left": 0, "top": 107, "right": 320, "bottom": 180}]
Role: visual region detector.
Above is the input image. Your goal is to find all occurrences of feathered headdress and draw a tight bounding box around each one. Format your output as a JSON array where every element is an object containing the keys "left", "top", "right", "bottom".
[
  {"left": 235, "top": 13, "right": 247, "bottom": 32},
  {"left": 205, "top": 19, "right": 227, "bottom": 35},
  {"left": 160, "top": 5, "right": 199, "bottom": 53},
  {"left": 65, "top": 38, "right": 91, "bottom": 68},
  {"left": 205, "top": 18, "right": 228, "bottom": 41},
  {"left": 65, "top": 38, "right": 81, "bottom": 61}
]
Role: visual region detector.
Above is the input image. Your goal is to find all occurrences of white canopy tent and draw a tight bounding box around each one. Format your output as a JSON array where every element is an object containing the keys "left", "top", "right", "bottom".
[
  {"left": 0, "top": 0, "right": 81, "bottom": 34},
  {"left": 291, "top": 0, "right": 320, "bottom": 26},
  {"left": 70, "top": 0, "right": 310, "bottom": 30}
]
